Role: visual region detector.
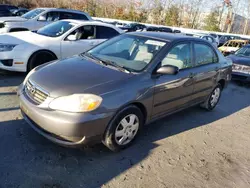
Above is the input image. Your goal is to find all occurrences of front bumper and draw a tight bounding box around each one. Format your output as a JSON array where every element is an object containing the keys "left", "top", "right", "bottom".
[
  {"left": 232, "top": 71, "right": 250, "bottom": 82},
  {"left": 0, "top": 51, "right": 27, "bottom": 72},
  {"left": 18, "top": 88, "right": 114, "bottom": 147}
]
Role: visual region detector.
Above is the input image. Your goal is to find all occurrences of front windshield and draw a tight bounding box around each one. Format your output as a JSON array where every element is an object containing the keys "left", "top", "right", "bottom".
[
  {"left": 88, "top": 34, "right": 168, "bottom": 72},
  {"left": 21, "top": 9, "right": 45, "bottom": 19},
  {"left": 235, "top": 47, "right": 250, "bottom": 57},
  {"left": 37, "top": 21, "right": 75, "bottom": 37}
]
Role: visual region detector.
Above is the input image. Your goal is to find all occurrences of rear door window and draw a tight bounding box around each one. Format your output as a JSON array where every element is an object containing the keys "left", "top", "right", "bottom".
[
  {"left": 96, "top": 26, "right": 119, "bottom": 39},
  {"left": 44, "top": 11, "right": 60, "bottom": 21},
  {"left": 194, "top": 43, "right": 218, "bottom": 66}
]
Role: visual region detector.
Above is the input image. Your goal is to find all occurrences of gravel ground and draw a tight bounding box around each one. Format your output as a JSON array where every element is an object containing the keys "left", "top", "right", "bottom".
[{"left": 1, "top": 71, "right": 250, "bottom": 188}]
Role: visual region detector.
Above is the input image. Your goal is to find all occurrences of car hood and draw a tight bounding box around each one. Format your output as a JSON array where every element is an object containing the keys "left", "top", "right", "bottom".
[
  {"left": 227, "top": 55, "right": 250, "bottom": 66},
  {"left": 0, "top": 31, "right": 51, "bottom": 45},
  {"left": 0, "top": 16, "right": 27, "bottom": 22},
  {"left": 29, "top": 56, "right": 134, "bottom": 97}
]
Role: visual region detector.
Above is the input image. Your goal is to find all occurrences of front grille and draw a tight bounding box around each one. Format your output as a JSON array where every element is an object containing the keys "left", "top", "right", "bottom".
[{"left": 24, "top": 80, "right": 48, "bottom": 105}]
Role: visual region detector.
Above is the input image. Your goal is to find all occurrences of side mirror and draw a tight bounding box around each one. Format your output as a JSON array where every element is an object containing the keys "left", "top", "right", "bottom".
[
  {"left": 38, "top": 15, "right": 46, "bottom": 21},
  {"left": 66, "top": 35, "right": 77, "bottom": 41},
  {"left": 156, "top": 65, "right": 179, "bottom": 75}
]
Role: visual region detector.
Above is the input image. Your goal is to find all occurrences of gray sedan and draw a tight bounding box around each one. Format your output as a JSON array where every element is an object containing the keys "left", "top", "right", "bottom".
[{"left": 18, "top": 32, "right": 232, "bottom": 151}]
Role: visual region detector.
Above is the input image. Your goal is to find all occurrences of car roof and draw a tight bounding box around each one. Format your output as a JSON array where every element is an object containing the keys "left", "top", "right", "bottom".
[
  {"left": 37, "top": 7, "right": 90, "bottom": 15},
  {"left": 127, "top": 32, "right": 202, "bottom": 42},
  {"left": 60, "top": 19, "right": 124, "bottom": 33}
]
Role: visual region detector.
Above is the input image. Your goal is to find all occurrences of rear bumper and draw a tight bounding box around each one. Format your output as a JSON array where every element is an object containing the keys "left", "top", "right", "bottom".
[
  {"left": 232, "top": 72, "right": 250, "bottom": 82},
  {"left": 19, "top": 90, "right": 114, "bottom": 147}
]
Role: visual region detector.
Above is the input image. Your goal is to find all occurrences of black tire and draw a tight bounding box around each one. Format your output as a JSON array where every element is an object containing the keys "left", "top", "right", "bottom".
[
  {"left": 27, "top": 51, "right": 57, "bottom": 72},
  {"left": 200, "top": 84, "right": 222, "bottom": 111},
  {"left": 103, "top": 105, "right": 144, "bottom": 152}
]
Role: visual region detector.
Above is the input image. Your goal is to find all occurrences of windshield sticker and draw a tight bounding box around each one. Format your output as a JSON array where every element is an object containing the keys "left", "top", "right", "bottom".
[{"left": 145, "top": 40, "right": 165, "bottom": 46}]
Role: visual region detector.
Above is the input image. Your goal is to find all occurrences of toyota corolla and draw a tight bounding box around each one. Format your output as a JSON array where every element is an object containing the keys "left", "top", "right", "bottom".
[{"left": 18, "top": 32, "right": 232, "bottom": 151}]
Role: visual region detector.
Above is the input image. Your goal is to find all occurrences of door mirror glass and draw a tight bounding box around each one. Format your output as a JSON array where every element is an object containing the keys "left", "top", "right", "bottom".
[
  {"left": 156, "top": 65, "right": 179, "bottom": 75},
  {"left": 66, "top": 35, "right": 77, "bottom": 41},
  {"left": 38, "top": 15, "right": 46, "bottom": 21}
]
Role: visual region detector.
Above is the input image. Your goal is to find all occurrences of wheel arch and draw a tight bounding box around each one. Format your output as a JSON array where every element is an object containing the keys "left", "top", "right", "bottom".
[
  {"left": 218, "top": 79, "right": 226, "bottom": 90},
  {"left": 27, "top": 49, "right": 58, "bottom": 71}
]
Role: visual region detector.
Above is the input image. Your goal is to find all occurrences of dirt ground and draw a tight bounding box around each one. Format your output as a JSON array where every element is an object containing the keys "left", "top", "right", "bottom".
[{"left": 1, "top": 71, "right": 250, "bottom": 188}]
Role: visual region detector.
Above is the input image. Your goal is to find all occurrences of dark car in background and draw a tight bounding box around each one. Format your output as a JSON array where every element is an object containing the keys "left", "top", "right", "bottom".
[
  {"left": 146, "top": 26, "right": 173, "bottom": 33},
  {"left": 18, "top": 32, "right": 232, "bottom": 151},
  {"left": 11, "top": 7, "right": 29, "bottom": 16},
  {"left": 119, "top": 23, "right": 146, "bottom": 32},
  {"left": 228, "top": 45, "right": 250, "bottom": 82},
  {"left": 158, "top": 27, "right": 173, "bottom": 33},
  {"left": 0, "top": 4, "right": 18, "bottom": 17},
  {"left": 219, "top": 35, "right": 241, "bottom": 47}
]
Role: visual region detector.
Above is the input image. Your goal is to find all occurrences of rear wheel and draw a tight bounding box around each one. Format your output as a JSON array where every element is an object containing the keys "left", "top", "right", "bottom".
[
  {"left": 27, "top": 51, "right": 57, "bottom": 72},
  {"left": 103, "top": 105, "right": 144, "bottom": 152},
  {"left": 201, "top": 84, "right": 222, "bottom": 111}
]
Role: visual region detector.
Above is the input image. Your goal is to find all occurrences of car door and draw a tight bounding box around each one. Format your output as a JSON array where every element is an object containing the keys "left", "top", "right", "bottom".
[
  {"left": 60, "top": 25, "right": 98, "bottom": 59},
  {"left": 190, "top": 42, "right": 220, "bottom": 103},
  {"left": 152, "top": 42, "right": 195, "bottom": 118}
]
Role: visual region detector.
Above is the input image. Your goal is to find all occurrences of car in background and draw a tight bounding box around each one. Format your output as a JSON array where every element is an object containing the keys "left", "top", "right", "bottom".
[
  {"left": 18, "top": 32, "right": 232, "bottom": 151},
  {"left": 146, "top": 26, "right": 159, "bottom": 31},
  {"left": 0, "top": 20, "right": 123, "bottom": 72},
  {"left": 219, "top": 35, "right": 241, "bottom": 47},
  {"left": 228, "top": 45, "right": 250, "bottom": 82},
  {"left": 193, "top": 34, "right": 218, "bottom": 47},
  {"left": 0, "top": 4, "right": 18, "bottom": 17},
  {"left": 115, "top": 22, "right": 127, "bottom": 28},
  {"left": 209, "top": 33, "right": 220, "bottom": 46},
  {"left": 0, "top": 8, "right": 92, "bottom": 33},
  {"left": 118, "top": 23, "right": 146, "bottom": 32},
  {"left": 158, "top": 27, "right": 173, "bottom": 33},
  {"left": 218, "top": 39, "right": 249, "bottom": 56},
  {"left": 146, "top": 26, "right": 173, "bottom": 33},
  {"left": 11, "top": 8, "right": 29, "bottom": 16}
]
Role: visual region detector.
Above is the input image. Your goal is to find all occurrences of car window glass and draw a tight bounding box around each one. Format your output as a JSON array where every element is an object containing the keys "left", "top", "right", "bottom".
[
  {"left": 96, "top": 26, "right": 119, "bottom": 39},
  {"left": 89, "top": 35, "right": 167, "bottom": 72},
  {"left": 162, "top": 43, "right": 192, "bottom": 69},
  {"left": 44, "top": 11, "right": 60, "bottom": 21},
  {"left": 69, "top": 25, "right": 95, "bottom": 40},
  {"left": 194, "top": 43, "right": 218, "bottom": 66},
  {"left": 235, "top": 47, "right": 250, "bottom": 56},
  {"left": 21, "top": 8, "right": 45, "bottom": 19},
  {"left": 37, "top": 21, "right": 74, "bottom": 37},
  {"left": 72, "top": 13, "right": 88, "bottom": 20},
  {"left": 207, "top": 37, "right": 213, "bottom": 42}
]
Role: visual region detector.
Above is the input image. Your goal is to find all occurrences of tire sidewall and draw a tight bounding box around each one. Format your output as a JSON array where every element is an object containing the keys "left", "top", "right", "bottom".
[
  {"left": 207, "top": 84, "right": 222, "bottom": 110},
  {"left": 103, "top": 105, "right": 144, "bottom": 151}
]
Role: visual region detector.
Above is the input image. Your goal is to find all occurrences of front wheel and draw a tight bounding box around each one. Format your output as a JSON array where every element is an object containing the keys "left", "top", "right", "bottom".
[
  {"left": 103, "top": 105, "right": 144, "bottom": 152},
  {"left": 201, "top": 84, "right": 222, "bottom": 111}
]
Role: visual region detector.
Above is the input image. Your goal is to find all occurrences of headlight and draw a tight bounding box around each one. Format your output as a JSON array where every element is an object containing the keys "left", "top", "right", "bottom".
[
  {"left": 49, "top": 94, "right": 103, "bottom": 113},
  {"left": 0, "top": 44, "right": 16, "bottom": 52}
]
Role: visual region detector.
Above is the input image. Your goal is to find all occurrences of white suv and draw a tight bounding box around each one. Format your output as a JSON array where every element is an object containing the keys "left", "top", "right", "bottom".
[{"left": 0, "top": 8, "right": 92, "bottom": 33}]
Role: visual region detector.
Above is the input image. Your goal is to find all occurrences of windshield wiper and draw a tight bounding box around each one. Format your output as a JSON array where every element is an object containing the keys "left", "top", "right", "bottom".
[
  {"left": 83, "top": 53, "right": 131, "bottom": 73},
  {"left": 83, "top": 52, "right": 108, "bottom": 66},
  {"left": 104, "top": 60, "right": 131, "bottom": 73}
]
